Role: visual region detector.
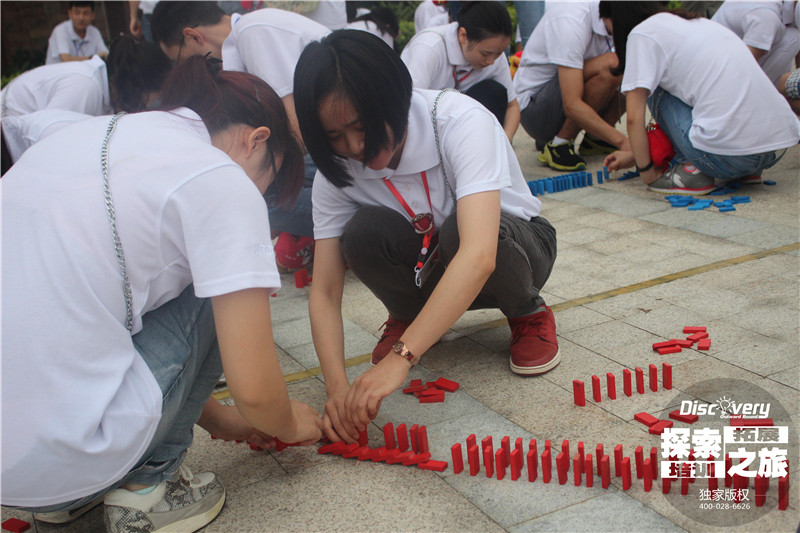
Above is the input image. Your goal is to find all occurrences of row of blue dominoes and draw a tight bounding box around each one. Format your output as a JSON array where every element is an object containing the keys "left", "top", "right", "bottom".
[
  {"left": 527, "top": 167, "right": 610, "bottom": 196},
  {"left": 666, "top": 195, "right": 750, "bottom": 212}
]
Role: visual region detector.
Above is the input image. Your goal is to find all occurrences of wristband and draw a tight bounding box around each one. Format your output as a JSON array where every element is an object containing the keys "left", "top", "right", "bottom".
[{"left": 635, "top": 160, "right": 654, "bottom": 173}]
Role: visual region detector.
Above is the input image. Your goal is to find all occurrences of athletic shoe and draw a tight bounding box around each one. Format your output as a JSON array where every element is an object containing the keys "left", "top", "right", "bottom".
[
  {"left": 34, "top": 497, "right": 104, "bottom": 524},
  {"left": 104, "top": 465, "right": 225, "bottom": 533},
  {"left": 537, "top": 141, "right": 587, "bottom": 171},
  {"left": 579, "top": 134, "right": 617, "bottom": 155},
  {"left": 738, "top": 175, "right": 762, "bottom": 185},
  {"left": 371, "top": 317, "right": 411, "bottom": 365},
  {"left": 647, "top": 163, "right": 715, "bottom": 195},
  {"left": 274, "top": 232, "right": 315, "bottom": 271},
  {"left": 508, "top": 306, "right": 561, "bottom": 376}
]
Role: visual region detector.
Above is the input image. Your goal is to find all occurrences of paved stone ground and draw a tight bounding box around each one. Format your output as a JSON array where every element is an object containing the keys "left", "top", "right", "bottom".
[{"left": 3, "top": 130, "right": 798, "bottom": 532}]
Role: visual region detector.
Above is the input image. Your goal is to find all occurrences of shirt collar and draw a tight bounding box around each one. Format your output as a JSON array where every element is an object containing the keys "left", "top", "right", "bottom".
[
  {"left": 590, "top": 2, "right": 610, "bottom": 38},
  {"left": 443, "top": 23, "right": 470, "bottom": 68}
]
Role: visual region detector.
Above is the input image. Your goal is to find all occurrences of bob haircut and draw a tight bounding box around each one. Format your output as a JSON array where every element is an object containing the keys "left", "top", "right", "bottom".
[
  {"left": 151, "top": 1, "right": 225, "bottom": 48},
  {"left": 107, "top": 35, "right": 173, "bottom": 113},
  {"left": 598, "top": 1, "right": 696, "bottom": 75},
  {"left": 294, "top": 30, "right": 412, "bottom": 189},
  {"left": 458, "top": 1, "right": 512, "bottom": 43},
  {"left": 158, "top": 56, "right": 304, "bottom": 208}
]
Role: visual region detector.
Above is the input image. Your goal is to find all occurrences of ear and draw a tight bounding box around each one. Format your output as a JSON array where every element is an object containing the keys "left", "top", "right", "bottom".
[
  {"left": 457, "top": 26, "right": 468, "bottom": 46},
  {"left": 183, "top": 26, "right": 204, "bottom": 45},
  {"left": 246, "top": 126, "right": 272, "bottom": 155}
]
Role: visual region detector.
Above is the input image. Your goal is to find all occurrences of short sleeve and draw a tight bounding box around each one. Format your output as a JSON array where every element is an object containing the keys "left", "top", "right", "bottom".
[
  {"left": 236, "top": 26, "right": 304, "bottom": 97},
  {"left": 544, "top": 15, "right": 591, "bottom": 69},
  {"left": 48, "top": 25, "right": 72, "bottom": 61},
  {"left": 740, "top": 8, "right": 782, "bottom": 51},
  {"left": 621, "top": 32, "right": 666, "bottom": 94},
  {"left": 311, "top": 170, "right": 360, "bottom": 240},
  {"left": 401, "top": 33, "right": 448, "bottom": 89}
]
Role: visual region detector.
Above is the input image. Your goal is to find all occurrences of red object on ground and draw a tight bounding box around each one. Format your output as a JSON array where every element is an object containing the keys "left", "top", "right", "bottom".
[
  {"left": 601, "top": 455, "right": 611, "bottom": 488},
  {"left": 635, "top": 446, "right": 644, "bottom": 479},
  {"left": 409, "top": 424, "right": 420, "bottom": 453},
  {"left": 778, "top": 474, "right": 789, "bottom": 510},
  {"left": 496, "top": 449, "right": 507, "bottom": 480},
  {"left": 622, "top": 457, "right": 632, "bottom": 490},
  {"left": 468, "top": 444, "right": 480, "bottom": 476},
  {"left": 606, "top": 373, "right": 616, "bottom": 399},
  {"left": 662, "top": 363, "right": 673, "bottom": 390},
  {"left": 623, "top": 369, "right": 632, "bottom": 396},
  {"left": 273, "top": 437, "right": 301, "bottom": 451},
  {"left": 591, "top": 375, "right": 602, "bottom": 402},
  {"left": 585, "top": 454, "right": 594, "bottom": 488},
  {"left": 635, "top": 367, "right": 645, "bottom": 393},
  {"left": 686, "top": 331, "right": 709, "bottom": 342},
  {"left": 596, "top": 444, "right": 604, "bottom": 477},
  {"left": 652, "top": 339, "right": 679, "bottom": 350},
  {"left": 501, "top": 436, "right": 511, "bottom": 464},
  {"left": 573, "top": 379, "right": 586, "bottom": 406},
  {"left": 433, "top": 377, "right": 460, "bottom": 392},
  {"left": 614, "top": 445, "right": 623, "bottom": 477},
  {"left": 556, "top": 452, "right": 569, "bottom": 485},
  {"left": 402, "top": 384, "right": 428, "bottom": 394},
  {"left": 419, "top": 460, "right": 448, "bottom": 472},
  {"left": 357, "top": 428, "right": 369, "bottom": 447},
  {"left": 527, "top": 449, "right": 538, "bottom": 482},
  {"left": 293, "top": 268, "right": 312, "bottom": 288},
  {"left": 418, "top": 426, "right": 429, "bottom": 454},
  {"left": 383, "top": 423, "right": 396, "bottom": 449},
  {"left": 578, "top": 442, "right": 585, "bottom": 473},
  {"left": 663, "top": 478, "right": 671, "bottom": 494},
  {"left": 419, "top": 390, "right": 445, "bottom": 403},
  {"left": 484, "top": 445, "right": 494, "bottom": 478},
  {"left": 451, "top": 443, "right": 464, "bottom": 474},
  {"left": 466, "top": 434, "right": 477, "bottom": 450},
  {"left": 697, "top": 338, "right": 711, "bottom": 350},
  {"left": 649, "top": 420, "right": 674, "bottom": 435},
  {"left": 643, "top": 458, "right": 653, "bottom": 492},
  {"left": 1, "top": 519, "right": 30, "bottom": 533},
  {"left": 683, "top": 326, "right": 706, "bottom": 334},
  {"left": 649, "top": 364, "right": 658, "bottom": 392},
  {"left": 634, "top": 412, "right": 659, "bottom": 427},
  {"left": 396, "top": 424, "right": 409, "bottom": 451},
  {"left": 656, "top": 345, "right": 682, "bottom": 355},
  {"left": 542, "top": 449, "right": 552, "bottom": 483},
  {"left": 669, "top": 410, "right": 698, "bottom": 424}
]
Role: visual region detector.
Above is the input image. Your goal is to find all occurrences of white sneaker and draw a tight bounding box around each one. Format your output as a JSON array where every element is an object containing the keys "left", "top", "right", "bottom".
[
  {"left": 104, "top": 465, "right": 225, "bottom": 533},
  {"left": 647, "top": 163, "right": 715, "bottom": 195},
  {"left": 34, "top": 496, "right": 104, "bottom": 524}
]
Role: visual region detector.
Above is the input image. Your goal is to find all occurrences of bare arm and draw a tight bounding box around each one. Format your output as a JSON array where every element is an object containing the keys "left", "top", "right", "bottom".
[
  {"left": 504, "top": 99, "right": 521, "bottom": 143},
  {"left": 58, "top": 53, "right": 101, "bottom": 62},
  {"left": 129, "top": 0, "right": 143, "bottom": 37},
  {"left": 604, "top": 88, "right": 658, "bottom": 183}
]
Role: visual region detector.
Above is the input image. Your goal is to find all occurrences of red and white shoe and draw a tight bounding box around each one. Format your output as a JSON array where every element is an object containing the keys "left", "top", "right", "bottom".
[{"left": 274, "top": 232, "right": 315, "bottom": 271}]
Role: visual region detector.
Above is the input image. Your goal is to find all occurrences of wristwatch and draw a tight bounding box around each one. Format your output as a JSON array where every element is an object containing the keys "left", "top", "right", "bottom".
[{"left": 392, "top": 340, "right": 420, "bottom": 366}]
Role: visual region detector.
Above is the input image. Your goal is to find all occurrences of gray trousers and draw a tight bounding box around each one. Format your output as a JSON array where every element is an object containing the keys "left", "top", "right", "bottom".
[{"left": 340, "top": 206, "right": 557, "bottom": 322}]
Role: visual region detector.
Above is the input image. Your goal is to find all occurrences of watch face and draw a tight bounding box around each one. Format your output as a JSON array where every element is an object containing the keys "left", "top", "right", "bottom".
[{"left": 392, "top": 341, "right": 405, "bottom": 354}]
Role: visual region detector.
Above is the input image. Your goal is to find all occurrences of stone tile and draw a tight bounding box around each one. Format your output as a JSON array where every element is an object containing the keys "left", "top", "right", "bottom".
[
  {"left": 639, "top": 208, "right": 721, "bottom": 229},
  {"left": 583, "top": 291, "right": 671, "bottom": 320},
  {"left": 725, "top": 305, "right": 799, "bottom": 344},
  {"left": 509, "top": 491, "right": 687, "bottom": 532},
  {"left": 554, "top": 306, "right": 615, "bottom": 333},
  {"left": 269, "top": 292, "right": 311, "bottom": 325},
  {"left": 728, "top": 224, "right": 800, "bottom": 249},
  {"left": 710, "top": 334, "right": 799, "bottom": 377},
  {"left": 271, "top": 315, "right": 313, "bottom": 351},
  {"left": 287, "top": 318, "right": 378, "bottom": 368},
  {"left": 561, "top": 188, "right": 669, "bottom": 217},
  {"left": 277, "top": 345, "right": 306, "bottom": 375},
  {"left": 555, "top": 225, "right": 616, "bottom": 246},
  {"left": 767, "top": 367, "right": 800, "bottom": 392},
  {"left": 680, "top": 214, "right": 772, "bottom": 239}
]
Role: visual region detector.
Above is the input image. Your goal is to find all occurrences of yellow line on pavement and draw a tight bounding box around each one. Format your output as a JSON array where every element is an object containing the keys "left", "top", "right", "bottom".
[{"left": 212, "top": 241, "right": 798, "bottom": 401}]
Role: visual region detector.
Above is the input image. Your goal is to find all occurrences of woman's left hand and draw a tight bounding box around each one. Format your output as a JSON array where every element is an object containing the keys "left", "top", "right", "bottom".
[
  {"left": 604, "top": 150, "right": 635, "bottom": 171},
  {"left": 199, "top": 401, "right": 276, "bottom": 450},
  {"left": 344, "top": 354, "right": 410, "bottom": 429}
]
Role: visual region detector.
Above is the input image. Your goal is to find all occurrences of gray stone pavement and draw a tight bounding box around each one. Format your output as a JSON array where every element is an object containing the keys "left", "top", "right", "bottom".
[{"left": 3, "top": 131, "right": 799, "bottom": 532}]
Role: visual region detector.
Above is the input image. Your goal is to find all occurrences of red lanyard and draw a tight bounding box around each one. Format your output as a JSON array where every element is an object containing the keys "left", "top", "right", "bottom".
[
  {"left": 383, "top": 171, "right": 435, "bottom": 277},
  {"left": 452, "top": 66, "right": 472, "bottom": 89}
]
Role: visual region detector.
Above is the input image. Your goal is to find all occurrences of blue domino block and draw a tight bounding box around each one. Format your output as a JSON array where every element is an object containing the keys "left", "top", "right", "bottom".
[
  {"left": 718, "top": 206, "right": 736, "bottom": 212},
  {"left": 538, "top": 180, "right": 545, "bottom": 195},
  {"left": 764, "top": 180, "right": 776, "bottom": 185},
  {"left": 618, "top": 170, "right": 640, "bottom": 181},
  {"left": 670, "top": 201, "right": 692, "bottom": 208},
  {"left": 587, "top": 171, "right": 593, "bottom": 186},
  {"left": 695, "top": 200, "right": 713, "bottom": 207},
  {"left": 731, "top": 196, "right": 750, "bottom": 204},
  {"left": 713, "top": 201, "right": 732, "bottom": 208},
  {"left": 527, "top": 180, "right": 538, "bottom": 196},
  {"left": 545, "top": 178, "right": 554, "bottom": 194},
  {"left": 597, "top": 170, "right": 603, "bottom": 184},
  {"left": 604, "top": 166, "right": 610, "bottom": 181},
  {"left": 688, "top": 204, "right": 707, "bottom": 211}
]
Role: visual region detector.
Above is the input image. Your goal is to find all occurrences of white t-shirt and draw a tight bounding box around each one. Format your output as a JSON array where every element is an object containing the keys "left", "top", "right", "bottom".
[
  {"left": 1, "top": 108, "right": 280, "bottom": 506},
  {"left": 304, "top": 0, "right": 347, "bottom": 29},
  {"left": 312, "top": 89, "right": 541, "bottom": 240},
  {"left": 221, "top": 9, "right": 330, "bottom": 98},
  {"left": 1, "top": 109, "right": 89, "bottom": 162},
  {"left": 0, "top": 56, "right": 111, "bottom": 119},
  {"left": 414, "top": 0, "right": 449, "bottom": 32},
  {"left": 712, "top": 1, "right": 796, "bottom": 51},
  {"left": 346, "top": 19, "right": 394, "bottom": 49},
  {"left": 401, "top": 22, "right": 515, "bottom": 102},
  {"left": 513, "top": 1, "right": 613, "bottom": 110},
  {"left": 622, "top": 13, "right": 800, "bottom": 155},
  {"left": 45, "top": 20, "right": 109, "bottom": 64}
]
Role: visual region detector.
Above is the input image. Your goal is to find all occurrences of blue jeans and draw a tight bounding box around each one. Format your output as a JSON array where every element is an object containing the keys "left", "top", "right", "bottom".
[
  {"left": 648, "top": 87, "right": 786, "bottom": 180},
  {"left": 20, "top": 285, "right": 221, "bottom": 513},
  {"left": 266, "top": 153, "right": 315, "bottom": 238},
  {"left": 514, "top": 1, "right": 545, "bottom": 49}
]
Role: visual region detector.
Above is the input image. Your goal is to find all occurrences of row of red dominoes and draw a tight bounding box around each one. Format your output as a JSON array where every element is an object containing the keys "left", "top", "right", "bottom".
[
  {"left": 652, "top": 326, "right": 710, "bottom": 355},
  {"left": 317, "top": 422, "right": 448, "bottom": 472},
  {"left": 573, "top": 363, "right": 673, "bottom": 406},
  {"left": 294, "top": 268, "right": 312, "bottom": 288},
  {"left": 402, "top": 377, "right": 460, "bottom": 404}
]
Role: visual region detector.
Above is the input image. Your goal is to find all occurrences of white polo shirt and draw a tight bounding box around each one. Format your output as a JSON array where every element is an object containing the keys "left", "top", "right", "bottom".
[
  {"left": 304, "top": 0, "right": 347, "bottom": 29},
  {"left": 1, "top": 108, "right": 280, "bottom": 506},
  {"left": 622, "top": 14, "right": 800, "bottom": 155},
  {"left": 346, "top": 19, "right": 394, "bottom": 49},
  {"left": 313, "top": 89, "right": 541, "bottom": 241},
  {"left": 513, "top": 1, "right": 612, "bottom": 110},
  {"left": 414, "top": 0, "right": 449, "bottom": 32},
  {"left": 1, "top": 55, "right": 111, "bottom": 118},
  {"left": 401, "top": 22, "right": 515, "bottom": 102},
  {"left": 1, "top": 109, "right": 89, "bottom": 162},
  {"left": 712, "top": 1, "right": 796, "bottom": 51},
  {"left": 221, "top": 9, "right": 330, "bottom": 98},
  {"left": 45, "top": 20, "right": 109, "bottom": 64}
]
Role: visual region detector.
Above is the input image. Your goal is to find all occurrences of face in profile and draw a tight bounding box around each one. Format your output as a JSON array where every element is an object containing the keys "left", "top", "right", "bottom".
[{"left": 458, "top": 29, "right": 510, "bottom": 70}]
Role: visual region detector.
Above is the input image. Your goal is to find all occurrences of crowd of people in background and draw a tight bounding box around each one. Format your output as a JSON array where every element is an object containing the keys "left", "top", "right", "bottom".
[{"left": 2, "top": 2, "right": 799, "bottom": 533}]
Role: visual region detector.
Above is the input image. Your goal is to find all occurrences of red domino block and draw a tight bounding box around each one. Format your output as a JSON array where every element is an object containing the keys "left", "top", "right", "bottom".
[
  {"left": 419, "top": 390, "right": 445, "bottom": 403},
  {"left": 484, "top": 445, "right": 494, "bottom": 478},
  {"left": 357, "top": 428, "right": 369, "bottom": 447},
  {"left": 778, "top": 474, "right": 789, "bottom": 510},
  {"left": 409, "top": 378, "right": 422, "bottom": 387},
  {"left": 649, "top": 364, "right": 658, "bottom": 392},
  {"left": 635, "top": 367, "right": 645, "bottom": 394},
  {"left": 614, "top": 445, "right": 623, "bottom": 477},
  {"left": 273, "top": 438, "right": 302, "bottom": 451},
  {"left": 379, "top": 449, "right": 400, "bottom": 463},
  {"left": 342, "top": 445, "right": 370, "bottom": 459},
  {"left": 527, "top": 449, "right": 538, "bottom": 482},
  {"left": 561, "top": 439, "right": 570, "bottom": 458},
  {"left": 755, "top": 475, "right": 768, "bottom": 507},
  {"left": 329, "top": 442, "right": 358, "bottom": 456},
  {"left": 643, "top": 458, "right": 653, "bottom": 492},
  {"left": 418, "top": 426, "right": 429, "bottom": 454},
  {"left": 622, "top": 458, "right": 632, "bottom": 490},
  {"left": 468, "top": 444, "right": 480, "bottom": 476},
  {"left": 591, "top": 375, "right": 602, "bottom": 402},
  {"left": 402, "top": 452, "right": 431, "bottom": 466},
  {"left": 529, "top": 439, "right": 538, "bottom": 455},
  {"left": 652, "top": 339, "right": 679, "bottom": 350},
  {"left": 585, "top": 454, "right": 594, "bottom": 487},
  {"left": 434, "top": 377, "right": 459, "bottom": 392},
  {"left": 686, "top": 331, "right": 709, "bottom": 342},
  {"left": 386, "top": 451, "right": 414, "bottom": 465},
  {"left": 467, "top": 434, "right": 477, "bottom": 450},
  {"left": 573, "top": 454, "right": 582, "bottom": 486},
  {"left": 623, "top": 369, "right": 632, "bottom": 396},
  {"left": 501, "top": 436, "right": 511, "bottom": 464},
  {"left": 669, "top": 410, "right": 698, "bottom": 424},
  {"left": 662, "top": 363, "right": 673, "bottom": 390},
  {"left": 683, "top": 326, "right": 706, "bottom": 334},
  {"left": 573, "top": 380, "right": 586, "bottom": 406},
  {"left": 578, "top": 442, "right": 585, "bottom": 473},
  {"left": 635, "top": 446, "right": 644, "bottom": 479},
  {"left": 496, "top": 449, "right": 506, "bottom": 480},
  {"left": 606, "top": 373, "right": 616, "bottom": 399},
  {"left": 368, "top": 447, "right": 388, "bottom": 462},
  {"left": 419, "top": 460, "right": 448, "bottom": 472},
  {"left": 634, "top": 412, "right": 659, "bottom": 427},
  {"left": 556, "top": 452, "right": 569, "bottom": 485},
  {"left": 294, "top": 269, "right": 310, "bottom": 288},
  {"left": 481, "top": 436, "right": 493, "bottom": 452},
  {"left": 515, "top": 437, "right": 523, "bottom": 457},
  {"left": 650, "top": 448, "right": 658, "bottom": 480},
  {"left": 542, "top": 449, "right": 552, "bottom": 483},
  {"left": 545, "top": 439, "right": 551, "bottom": 451},
  {"left": 729, "top": 417, "right": 774, "bottom": 427},
  {"left": 451, "top": 443, "right": 464, "bottom": 474},
  {"left": 697, "top": 338, "right": 710, "bottom": 350},
  {"left": 656, "top": 345, "right": 682, "bottom": 355},
  {"left": 396, "top": 424, "right": 409, "bottom": 451},
  {"left": 596, "top": 444, "right": 604, "bottom": 476},
  {"left": 649, "top": 420, "right": 673, "bottom": 435},
  {"left": 601, "top": 455, "right": 611, "bottom": 489},
  {"left": 383, "top": 423, "right": 396, "bottom": 449},
  {"left": 402, "top": 384, "right": 428, "bottom": 394},
  {"left": 1, "top": 519, "right": 30, "bottom": 533},
  {"left": 511, "top": 449, "right": 522, "bottom": 481},
  {"left": 671, "top": 339, "right": 694, "bottom": 348},
  {"left": 409, "top": 425, "right": 420, "bottom": 453},
  {"left": 662, "top": 478, "right": 671, "bottom": 494}
]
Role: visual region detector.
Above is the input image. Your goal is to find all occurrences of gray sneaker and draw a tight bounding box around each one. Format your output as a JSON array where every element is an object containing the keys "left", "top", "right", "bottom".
[
  {"left": 104, "top": 465, "right": 225, "bottom": 533},
  {"left": 647, "top": 163, "right": 715, "bottom": 195}
]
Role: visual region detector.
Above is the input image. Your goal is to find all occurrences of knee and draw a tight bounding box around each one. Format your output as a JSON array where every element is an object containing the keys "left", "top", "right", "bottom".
[{"left": 340, "top": 206, "right": 397, "bottom": 259}]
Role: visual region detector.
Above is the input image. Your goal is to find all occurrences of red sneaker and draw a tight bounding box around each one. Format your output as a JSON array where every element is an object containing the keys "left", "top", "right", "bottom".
[
  {"left": 738, "top": 175, "right": 762, "bottom": 185},
  {"left": 274, "top": 232, "right": 315, "bottom": 271},
  {"left": 508, "top": 307, "right": 561, "bottom": 376},
  {"left": 372, "top": 317, "right": 411, "bottom": 365}
]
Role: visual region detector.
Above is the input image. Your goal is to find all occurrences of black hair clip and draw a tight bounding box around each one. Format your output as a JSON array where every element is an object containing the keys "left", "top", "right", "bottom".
[{"left": 204, "top": 51, "right": 223, "bottom": 66}]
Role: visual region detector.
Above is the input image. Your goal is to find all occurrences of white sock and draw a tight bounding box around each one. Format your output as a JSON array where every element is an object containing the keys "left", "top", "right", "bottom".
[{"left": 551, "top": 136, "right": 571, "bottom": 146}]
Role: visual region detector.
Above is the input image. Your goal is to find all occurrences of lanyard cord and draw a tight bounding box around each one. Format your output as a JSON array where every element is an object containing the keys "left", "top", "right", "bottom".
[
  {"left": 383, "top": 171, "right": 435, "bottom": 280},
  {"left": 452, "top": 66, "right": 472, "bottom": 89}
]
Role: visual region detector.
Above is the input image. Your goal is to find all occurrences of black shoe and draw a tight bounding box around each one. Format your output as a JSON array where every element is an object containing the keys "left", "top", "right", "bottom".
[
  {"left": 538, "top": 141, "right": 586, "bottom": 171},
  {"left": 579, "top": 135, "right": 617, "bottom": 155}
]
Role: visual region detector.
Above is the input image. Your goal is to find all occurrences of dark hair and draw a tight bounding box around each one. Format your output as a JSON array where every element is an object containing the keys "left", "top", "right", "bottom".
[
  {"left": 151, "top": 1, "right": 225, "bottom": 47},
  {"left": 107, "top": 35, "right": 173, "bottom": 113},
  {"left": 294, "top": 30, "right": 412, "bottom": 188},
  {"left": 457, "top": 1, "right": 512, "bottom": 42},
  {"left": 68, "top": 1, "right": 94, "bottom": 10},
  {"left": 159, "top": 56, "right": 304, "bottom": 207},
  {"left": 353, "top": 7, "right": 400, "bottom": 39},
  {"left": 598, "top": 1, "right": 696, "bottom": 75}
]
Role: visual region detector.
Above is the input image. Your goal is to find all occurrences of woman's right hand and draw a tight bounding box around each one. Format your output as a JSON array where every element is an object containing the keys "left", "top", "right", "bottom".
[
  {"left": 323, "top": 385, "right": 361, "bottom": 443},
  {"left": 284, "top": 399, "right": 324, "bottom": 445}
]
